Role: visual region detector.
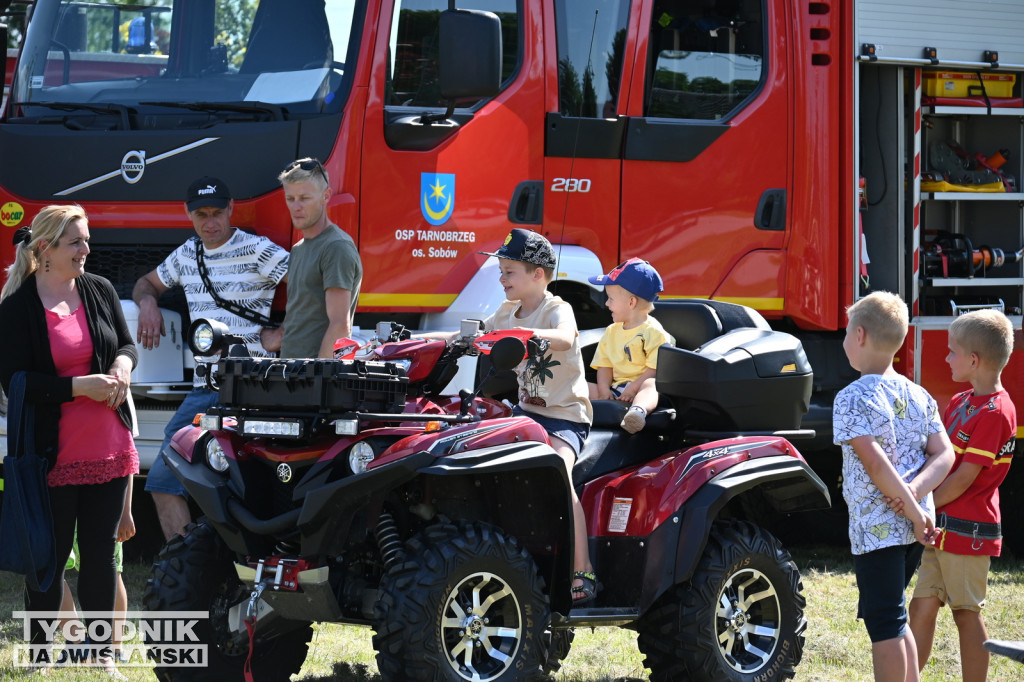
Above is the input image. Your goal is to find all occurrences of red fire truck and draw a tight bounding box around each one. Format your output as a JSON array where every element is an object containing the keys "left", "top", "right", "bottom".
[{"left": 1, "top": 0, "right": 1022, "bottom": 544}]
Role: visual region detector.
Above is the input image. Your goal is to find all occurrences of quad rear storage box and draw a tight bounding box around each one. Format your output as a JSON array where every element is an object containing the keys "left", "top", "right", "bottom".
[
  {"left": 656, "top": 328, "right": 812, "bottom": 432},
  {"left": 216, "top": 358, "right": 408, "bottom": 413}
]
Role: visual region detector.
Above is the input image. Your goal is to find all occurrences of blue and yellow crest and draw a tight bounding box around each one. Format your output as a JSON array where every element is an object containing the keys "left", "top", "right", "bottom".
[{"left": 421, "top": 173, "right": 455, "bottom": 226}]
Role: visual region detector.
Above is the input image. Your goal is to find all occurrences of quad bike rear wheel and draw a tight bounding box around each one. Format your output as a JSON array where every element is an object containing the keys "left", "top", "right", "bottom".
[
  {"left": 372, "top": 520, "right": 553, "bottom": 682},
  {"left": 638, "top": 520, "right": 806, "bottom": 682},
  {"left": 142, "top": 520, "right": 313, "bottom": 681}
]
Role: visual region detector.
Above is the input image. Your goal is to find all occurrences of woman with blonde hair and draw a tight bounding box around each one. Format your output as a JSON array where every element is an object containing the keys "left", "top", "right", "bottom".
[{"left": 0, "top": 205, "right": 138, "bottom": 678}]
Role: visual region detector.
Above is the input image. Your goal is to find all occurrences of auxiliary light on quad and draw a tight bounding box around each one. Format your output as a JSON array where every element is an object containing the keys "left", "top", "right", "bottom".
[
  {"left": 334, "top": 419, "right": 358, "bottom": 435},
  {"left": 348, "top": 441, "right": 375, "bottom": 474},
  {"left": 242, "top": 419, "right": 303, "bottom": 438},
  {"left": 189, "top": 318, "right": 230, "bottom": 356},
  {"left": 199, "top": 414, "right": 222, "bottom": 432},
  {"left": 205, "top": 437, "right": 229, "bottom": 472}
]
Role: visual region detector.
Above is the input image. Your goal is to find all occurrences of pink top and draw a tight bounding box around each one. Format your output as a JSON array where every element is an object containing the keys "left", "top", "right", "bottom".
[{"left": 45, "top": 305, "right": 139, "bottom": 487}]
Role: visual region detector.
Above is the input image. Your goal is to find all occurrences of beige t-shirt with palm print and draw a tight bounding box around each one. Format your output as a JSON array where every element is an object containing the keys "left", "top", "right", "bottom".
[{"left": 485, "top": 291, "right": 593, "bottom": 425}]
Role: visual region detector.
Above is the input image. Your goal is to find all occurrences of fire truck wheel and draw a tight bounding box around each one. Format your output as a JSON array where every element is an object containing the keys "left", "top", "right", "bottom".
[
  {"left": 142, "top": 519, "right": 313, "bottom": 682},
  {"left": 372, "top": 520, "right": 553, "bottom": 682},
  {"left": 637, "top": 520, "right": 806, "bottom": 682}
]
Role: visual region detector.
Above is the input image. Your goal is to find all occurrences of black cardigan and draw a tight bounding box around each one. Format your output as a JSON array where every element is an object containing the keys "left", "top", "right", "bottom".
[{"left": 0, "top": 272, "right": 138, "bottom": 470}]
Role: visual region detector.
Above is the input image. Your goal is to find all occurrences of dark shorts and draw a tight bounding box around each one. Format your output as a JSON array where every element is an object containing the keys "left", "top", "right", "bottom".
[
  {"left": 513, "top": 406, "right": 590, "bottom": 457},
  {"left": 853, "top": 542, "right": 924, "bottom": 643}
]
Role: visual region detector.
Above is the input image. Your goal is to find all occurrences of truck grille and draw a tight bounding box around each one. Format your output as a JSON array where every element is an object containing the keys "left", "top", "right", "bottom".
[{"left": 87, "top": 242, "right": 190, "bottom": 325}]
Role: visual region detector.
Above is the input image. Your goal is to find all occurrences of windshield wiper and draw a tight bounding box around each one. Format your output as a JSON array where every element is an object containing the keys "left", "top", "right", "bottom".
[
  {"left": 140, "top": 101, "right": 285, "bottom": 122},
  {"left": 12, "top": 101, "right": 133, "bottom": 130}
]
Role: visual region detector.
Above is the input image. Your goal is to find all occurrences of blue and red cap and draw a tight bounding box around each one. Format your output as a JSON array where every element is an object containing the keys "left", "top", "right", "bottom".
[{"left": 588, "top": 258, "right": 664, "bottom": 301}]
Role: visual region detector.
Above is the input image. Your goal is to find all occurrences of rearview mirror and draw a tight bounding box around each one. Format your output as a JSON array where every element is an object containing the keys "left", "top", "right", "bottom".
[
  {"left": 489, "top": 336, "right": 526, "bottom": 372},
  {"left": 438, "top": 9, "right": 501, "bottom": 100}
]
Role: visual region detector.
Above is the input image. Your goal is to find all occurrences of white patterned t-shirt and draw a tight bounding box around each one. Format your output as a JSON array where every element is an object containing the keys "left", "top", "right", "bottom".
[
  {"left": 833, "top": 374, "right": 943, "bottom": 555},
  {"left": 157, "top": 228, "right": 289, "bottom": 386}
]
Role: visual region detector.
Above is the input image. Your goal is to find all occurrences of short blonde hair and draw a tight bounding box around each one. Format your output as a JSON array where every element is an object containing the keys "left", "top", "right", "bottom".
[
  {"left": 949, "top": 309, "right": 1015, "bottom": 371},
  {"left": 278, "top": 157, "right": 329, "bottom": 190},
  {"left": 846, "top": 291, "right": 908, "bottom": 354}
]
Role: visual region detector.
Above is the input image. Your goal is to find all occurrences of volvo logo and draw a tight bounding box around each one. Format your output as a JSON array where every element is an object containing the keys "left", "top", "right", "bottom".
[
  {"left": 120, "top": 150, "right": 147, "bottom": 184},
  {"left": 276, "top": 463, "right": 293, "bottom": 483},
  {"left": 56, "top": 138, "right": 219, "bottom": 196}
]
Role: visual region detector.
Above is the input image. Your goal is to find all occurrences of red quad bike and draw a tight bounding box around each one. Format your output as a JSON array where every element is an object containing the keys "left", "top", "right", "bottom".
[{"left": 142, "top": 300, "right": 831, "bottom": 682}]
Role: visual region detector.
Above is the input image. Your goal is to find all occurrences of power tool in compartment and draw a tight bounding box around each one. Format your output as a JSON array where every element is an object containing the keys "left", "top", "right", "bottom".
[{"left": 922, "top": 230, "right": 1023, "bottom": 279}]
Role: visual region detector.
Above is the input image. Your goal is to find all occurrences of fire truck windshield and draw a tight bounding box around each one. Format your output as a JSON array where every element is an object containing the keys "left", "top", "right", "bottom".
[{"left": 11, "top": 0, "right": 356, "bottom": 126}]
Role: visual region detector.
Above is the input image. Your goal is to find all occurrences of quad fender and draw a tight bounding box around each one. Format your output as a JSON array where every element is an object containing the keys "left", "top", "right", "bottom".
[
  {"left": 667, "top": 454, "right": 830, "bottom": 582},
  {"left": 305, "top": 440, "right": 573, "bottom": 564},
  {"left": 414, "top": 440, "right": 577, "bottom": 605},
  {"left": 585, "top": 438, "right": 829, "bottom": 613},
  {"left": 167, "top": 432, "right": 574, "bottom": 566}
]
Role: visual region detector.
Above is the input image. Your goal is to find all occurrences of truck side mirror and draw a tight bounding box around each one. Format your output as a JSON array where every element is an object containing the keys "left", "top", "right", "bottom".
[
  {"left": 438, "top": 9, "right": 501, "bottom": 100},
  {"left": 1, "top": 23, "right": 8, "bottom": 109}
]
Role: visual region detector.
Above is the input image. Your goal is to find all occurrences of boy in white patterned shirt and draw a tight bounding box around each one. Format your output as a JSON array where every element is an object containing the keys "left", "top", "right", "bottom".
[{"left": 833, "top": 291, "right": 953, "bottom": 682}]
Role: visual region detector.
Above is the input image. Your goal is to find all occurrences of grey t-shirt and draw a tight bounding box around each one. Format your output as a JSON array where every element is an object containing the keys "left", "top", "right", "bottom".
[{"left": 281, "top": 224, "right": 362, "bottom": 358}]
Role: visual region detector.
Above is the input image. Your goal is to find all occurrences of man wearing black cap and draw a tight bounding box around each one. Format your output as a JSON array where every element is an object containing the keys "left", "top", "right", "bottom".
[{"left": 131, "top": 176, "right": 289, "bottom": 540}]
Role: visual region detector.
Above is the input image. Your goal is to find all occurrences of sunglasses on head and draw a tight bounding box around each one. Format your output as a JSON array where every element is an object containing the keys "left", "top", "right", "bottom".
[{"left": 284, "top": 158, "right": 328, "bottom": 184}]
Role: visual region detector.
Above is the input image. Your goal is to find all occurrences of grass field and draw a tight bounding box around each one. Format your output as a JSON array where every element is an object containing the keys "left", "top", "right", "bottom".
[{"left": 0, "top": 546, "right": 1022, "bottom": 681}]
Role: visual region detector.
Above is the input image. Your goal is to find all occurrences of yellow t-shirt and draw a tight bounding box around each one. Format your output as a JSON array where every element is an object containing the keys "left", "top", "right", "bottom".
[
  {"left": 485, "top": 292, "right": 593, "bottom": 425},
  {"left": 591, "top": 317, "right": 675, "bottom": 385}
]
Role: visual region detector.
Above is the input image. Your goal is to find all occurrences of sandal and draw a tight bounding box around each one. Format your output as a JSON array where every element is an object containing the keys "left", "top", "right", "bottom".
[
  {"left": 97, "top": 655, "right": 127, "bottom": 681},
  {"left": 571, "top": 571, "right": 600, "bottom": 605}
]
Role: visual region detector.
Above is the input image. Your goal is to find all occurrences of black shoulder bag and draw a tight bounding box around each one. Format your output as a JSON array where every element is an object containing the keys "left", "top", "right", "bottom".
[{"left": 194, "top": 238, "right": 279, "bottom": 329}]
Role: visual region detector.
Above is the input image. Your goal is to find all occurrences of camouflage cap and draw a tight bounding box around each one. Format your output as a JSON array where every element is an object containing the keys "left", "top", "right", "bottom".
[{"left": 479, "top": 228, "right": 557, "bottom": 269}]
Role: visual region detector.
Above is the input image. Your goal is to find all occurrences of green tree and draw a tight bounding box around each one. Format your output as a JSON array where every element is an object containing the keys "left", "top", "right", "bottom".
[
  {"left": 3, "top": 2, "right": 28, "bottom": 48},
  {"left": 216, "top": 0, "right": 259, "bottom": 68},
  {"left": 558, "top": 57, "right": 582, "bottom": 116}
]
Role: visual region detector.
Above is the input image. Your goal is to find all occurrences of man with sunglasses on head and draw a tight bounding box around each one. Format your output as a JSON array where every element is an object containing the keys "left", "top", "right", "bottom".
[
  {"left": 263, "top": 158, "right": 362, "bottom": 359},
  {"left": 133, "top": 176, "right": 289, "bottom": 540}
]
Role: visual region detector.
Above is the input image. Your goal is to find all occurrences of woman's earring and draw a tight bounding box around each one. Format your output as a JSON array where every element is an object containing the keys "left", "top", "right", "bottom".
[{"left": 44, "top": 259, "right": 50, "bottom": 272}]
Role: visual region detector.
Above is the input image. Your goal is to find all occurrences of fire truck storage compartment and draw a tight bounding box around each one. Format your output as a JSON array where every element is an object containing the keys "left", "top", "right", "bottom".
[
  {"left": 655, "top": 328, "right": 812, "bottom": 432},
  {"left": 216, "top": 358, "right": 409, "bottom": 413}
]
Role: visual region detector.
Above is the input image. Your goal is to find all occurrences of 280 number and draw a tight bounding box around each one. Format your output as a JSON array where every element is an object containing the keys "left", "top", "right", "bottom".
[{"left": 550, "top": 177, "right": 591, "bottom": 193}]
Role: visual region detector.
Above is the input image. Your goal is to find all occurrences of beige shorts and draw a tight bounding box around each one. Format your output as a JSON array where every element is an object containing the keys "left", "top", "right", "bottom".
[{"left": 912, "top": 545, "right": 989, "bottom": 611}]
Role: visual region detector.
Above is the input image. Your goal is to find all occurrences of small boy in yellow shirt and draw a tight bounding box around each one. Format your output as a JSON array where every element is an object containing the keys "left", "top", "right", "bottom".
[{"left": 588, "top": 258, "right": 674, "bottom": 433}]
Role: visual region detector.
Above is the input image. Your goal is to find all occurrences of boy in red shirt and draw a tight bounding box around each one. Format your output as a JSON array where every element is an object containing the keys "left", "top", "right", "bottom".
[{"left": 908, "top": 309, "right": 1016, "bottom": 681}]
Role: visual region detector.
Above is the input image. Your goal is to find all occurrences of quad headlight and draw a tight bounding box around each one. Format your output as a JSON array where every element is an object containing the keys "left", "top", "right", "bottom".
[
  {"left": 348, "top": 441, "right": 375, "bottom": 474},
  {"left": 205, "top": 437, "right": 229, "bottom": 473}
]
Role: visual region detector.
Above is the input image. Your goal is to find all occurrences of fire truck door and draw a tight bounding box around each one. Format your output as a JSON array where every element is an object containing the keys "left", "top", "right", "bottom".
[
  {"left": 357, "top": 0, "right": 540, "bottom": 314},
  {"left": 620, "top": 0, "right": 791, "bottom": 312},
  {"left": 542, "top": 1, "right": 631, "bottom": 266}
]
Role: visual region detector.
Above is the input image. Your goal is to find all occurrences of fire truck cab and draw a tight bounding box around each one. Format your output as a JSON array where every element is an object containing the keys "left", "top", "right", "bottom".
[{"left": 0, "top": 0, "right": 1022, "bottom": 547}]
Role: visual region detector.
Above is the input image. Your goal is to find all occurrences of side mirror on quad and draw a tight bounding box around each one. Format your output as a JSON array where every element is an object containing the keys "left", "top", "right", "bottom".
[
  {"left": 188, "top": 318, "right": 247, "bottom": 357},
  {"left": 489, "top": 336, "right": 526, "bottom": 372},
  {"left": 459, "top": 336, "right": 525, "bottom": 416}
]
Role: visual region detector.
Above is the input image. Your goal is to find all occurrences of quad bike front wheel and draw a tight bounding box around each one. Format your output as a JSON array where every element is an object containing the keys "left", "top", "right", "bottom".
[
  {"left": 142, "top": 520, "right": 313, "bottom": 682},
  {"left": 638, "top": 520, "right": 806, "bottom": 682},
  {"left": 372, "top": 520, "right": 553, "bottom": 682}
]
